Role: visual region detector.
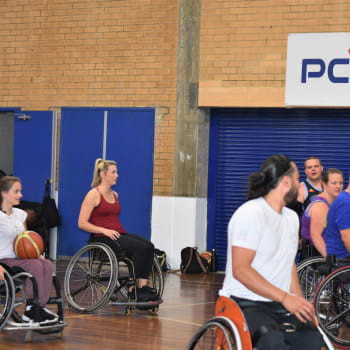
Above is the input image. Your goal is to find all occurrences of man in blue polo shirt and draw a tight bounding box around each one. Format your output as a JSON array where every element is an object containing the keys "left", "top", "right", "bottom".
[{"left": 325, "top": 177, "right": 350, "bottom": 259}]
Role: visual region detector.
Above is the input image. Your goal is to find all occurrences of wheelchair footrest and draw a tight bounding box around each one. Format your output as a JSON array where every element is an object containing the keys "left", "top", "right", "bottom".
[
  {"left": 4, "top": 320, "right": 67, "bottom": 332},
  {"left": 37, "top": 322, "right": 67, "bottom": 335},
  {"left": 110, "top": 297, "right": 163, "bottom": 308}
]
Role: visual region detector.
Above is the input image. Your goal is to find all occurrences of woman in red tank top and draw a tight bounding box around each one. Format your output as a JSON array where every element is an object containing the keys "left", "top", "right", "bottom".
[{"left": 78, "top": 158, "right": 159, "bottom": 302}]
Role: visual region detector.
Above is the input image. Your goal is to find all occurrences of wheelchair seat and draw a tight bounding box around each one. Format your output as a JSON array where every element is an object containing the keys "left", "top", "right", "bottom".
[
  {"left": 64, "top": 242, "right": 164, "bottom": 314},
  {"left": 0, "top": 262, "right": 67, "bottom": 342}
]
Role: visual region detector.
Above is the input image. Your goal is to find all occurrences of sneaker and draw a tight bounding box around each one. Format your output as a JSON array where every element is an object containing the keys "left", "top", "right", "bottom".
[
  {"left": 39, "top": 307, "right": 57, "bottom": 323},
  {"left": 141, "top": 285, "right": 158, "bottom": 295},
  {"left": 22, "top": 305, "right": 58, "bottom": 324},
  {"left": 22, "top": 307, "right": 35, "bottom": 322},
  {"left": 136, "top": 286, "right": 160, "bottom": 302}
]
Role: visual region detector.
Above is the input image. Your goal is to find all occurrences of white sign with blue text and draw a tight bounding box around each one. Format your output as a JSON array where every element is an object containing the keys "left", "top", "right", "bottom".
[{"left": 285, "top": 33, "right": 350, "bottom": 106}]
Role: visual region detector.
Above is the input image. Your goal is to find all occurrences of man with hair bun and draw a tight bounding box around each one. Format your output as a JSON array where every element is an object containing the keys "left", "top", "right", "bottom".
[{"left": 219, "top": 155, "right": 324, "bottom": 349}]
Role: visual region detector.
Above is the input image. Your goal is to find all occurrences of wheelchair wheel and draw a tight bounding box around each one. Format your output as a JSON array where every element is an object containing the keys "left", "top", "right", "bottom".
[
  {"left": 150, "top": 256, "right": 164, "bottom": 297},
  {"left": 64, "top": 243, "right": 118, "bottom": 313},
  {"left": 297, "top": 256, "right": 327, "bottom": 301},
  {"left": 314, "top": 265, "right": 350, "bottom": 348},
  {"left": 0, "top": 269, "right": 15, "bottom": 329},
  {"left": 113, "top": 255, "right": 163, "bottom": 298},
  {"left": 185, "top": 316, "right": 242, "bottom": 350},
  {"left": 10, "top": 271, "right": 32, "bottom": 323}
]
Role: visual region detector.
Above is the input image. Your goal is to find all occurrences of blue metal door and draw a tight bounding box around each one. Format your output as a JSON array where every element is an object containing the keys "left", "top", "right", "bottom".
[
  {"left": 58, "top": 109, "right": 104, "bottom": 257},
  {"left": 13, "top": 110, "right": 54, "bottom": 202},
  {"left": 57, "top": 107, "right": 155, "bottom": 257},
  {"left": 106, "top": 108, "right": 155, "bottom": 238}
]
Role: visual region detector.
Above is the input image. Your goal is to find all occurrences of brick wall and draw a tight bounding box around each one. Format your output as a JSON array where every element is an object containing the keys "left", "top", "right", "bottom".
[
  {"left": 0, "top": 0, "right": 178, "bottom": 196},
  {"left": 199, "top": 0, "right": 350, "bottom": 107},
  {"left": 3, "top": 1, "right": 350, "bottom": 195}
]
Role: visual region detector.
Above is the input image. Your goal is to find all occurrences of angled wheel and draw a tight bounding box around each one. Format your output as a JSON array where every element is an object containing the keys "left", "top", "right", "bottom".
[
  {"left": 297, "top": 256, "right": 327, "bottom": 301},
  {"left": 185, "top": 316, "right": 242, "bottom": 350},
  {"left": 10, "top": 271, "right": 33, "bottom": 323},
  {"left": 150, "top": 256, "right": 164, "bottom": 297},
  {"left": 109, "top": 254, "right": 165, "bottom": 313},
  {"left": 64, "top": 243, "right": 118, "bottom": 313},
  {"left": 0, "top": 269, "right": 15, "bottom": 329},
  {"left": 314, "top": 265, "right": 350, "bottom": 348}
]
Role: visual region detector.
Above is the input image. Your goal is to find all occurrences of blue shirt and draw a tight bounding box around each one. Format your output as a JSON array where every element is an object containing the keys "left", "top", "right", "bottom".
[{"left": 325, "top": 191, "right": 350, "bottom": 258}]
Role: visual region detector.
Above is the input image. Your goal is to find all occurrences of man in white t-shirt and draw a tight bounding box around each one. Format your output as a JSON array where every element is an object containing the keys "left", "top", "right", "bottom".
[{"left": 219, "top": 155, "right": 323, "bottom": 349}]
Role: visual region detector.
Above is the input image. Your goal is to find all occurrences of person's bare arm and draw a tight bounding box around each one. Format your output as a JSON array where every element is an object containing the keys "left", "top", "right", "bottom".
[
  {"left": 297, "top": 182, "right": 306, "bottom": 203},
  {"left": 232, "top": 246, "right": 315, "bottom": 322},
  {"left": 78, "top": 190, "right": 120, "bottom": 240},
  {"left": 340, "top": 228, "right": 350, "bottom": 253},
  {"left": 309, "top": 202, "right": 328, "bottom": 257},
  {"left": 289, "top": 263, "right": 303, "bottom": 297},
  {"left": 0, "top": 265, "right": 5, "bottom": 281}
]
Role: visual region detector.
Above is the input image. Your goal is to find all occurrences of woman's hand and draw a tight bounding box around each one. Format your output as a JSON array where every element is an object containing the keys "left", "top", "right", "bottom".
[
  {"left": 103, "top": 229, "right": 120, "bottom": 240},
  {"left": 282, "top": 293, "right": 315, "bottom": 323}
]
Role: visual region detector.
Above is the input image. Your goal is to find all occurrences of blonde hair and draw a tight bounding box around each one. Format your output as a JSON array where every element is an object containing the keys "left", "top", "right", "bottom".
[{"left": 91, "top": 158, "right": 117, "bottom": 188}]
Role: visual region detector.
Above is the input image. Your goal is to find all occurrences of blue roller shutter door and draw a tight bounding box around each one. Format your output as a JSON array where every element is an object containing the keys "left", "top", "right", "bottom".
[{"left": 208, "top": 108, "right": 350, "bottom": 271}]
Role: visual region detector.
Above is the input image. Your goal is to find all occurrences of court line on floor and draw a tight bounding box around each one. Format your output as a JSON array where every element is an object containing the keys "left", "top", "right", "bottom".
[{"left": 64, "top": 310, "right": 206, "bottom": 328}]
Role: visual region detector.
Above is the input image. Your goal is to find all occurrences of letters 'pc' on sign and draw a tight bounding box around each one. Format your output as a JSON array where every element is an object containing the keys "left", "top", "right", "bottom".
[{"left": 285, "top": 32, "right": 350, "bottom": 107}]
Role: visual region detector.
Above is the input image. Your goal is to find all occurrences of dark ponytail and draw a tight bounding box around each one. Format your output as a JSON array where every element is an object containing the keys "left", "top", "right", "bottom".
[{"left": 248, "top": 155, "right": 294, "bottom": 199}]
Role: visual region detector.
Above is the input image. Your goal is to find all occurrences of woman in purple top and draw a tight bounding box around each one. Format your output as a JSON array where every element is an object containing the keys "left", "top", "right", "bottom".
[{"left": 301, "top": 168, "right": 343, "bottom": 257}]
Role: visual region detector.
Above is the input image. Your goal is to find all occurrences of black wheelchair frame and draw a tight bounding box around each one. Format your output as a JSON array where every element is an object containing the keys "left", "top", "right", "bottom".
[
  {"left": 297, "top": 253, "right": 350, "bottom": 348},
  {"left": 64, "top": 242, "right": 164, "bottom": 314},
  {"left": 313, "top": 264, "right": 350, "bottom": 348},
  {"left": 0, "top": 263, "right": 67, "bottom": 341}
]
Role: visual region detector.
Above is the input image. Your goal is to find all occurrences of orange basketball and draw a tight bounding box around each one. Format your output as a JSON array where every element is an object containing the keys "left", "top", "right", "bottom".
[{"left": 13, "top": 231, "right": 44, "bottom": 259}]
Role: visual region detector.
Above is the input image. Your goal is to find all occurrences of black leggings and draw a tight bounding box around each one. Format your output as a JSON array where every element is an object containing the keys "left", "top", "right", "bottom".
[
  {"left": 89, "top": 233, "right": 154, "bottom": 280},
  {"left": 232, "top": 296, "right": 324, "bottom": 350}
]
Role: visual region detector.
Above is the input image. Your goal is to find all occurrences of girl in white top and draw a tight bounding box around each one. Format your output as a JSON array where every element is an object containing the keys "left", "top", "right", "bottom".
[{"left": 0, "top": 176, "right": 57, "bottom": 323}]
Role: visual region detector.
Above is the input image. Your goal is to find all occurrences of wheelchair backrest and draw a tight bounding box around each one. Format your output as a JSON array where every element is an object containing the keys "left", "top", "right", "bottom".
[{"left": 215, "top": 296, "right": 253, "bottom": 349}]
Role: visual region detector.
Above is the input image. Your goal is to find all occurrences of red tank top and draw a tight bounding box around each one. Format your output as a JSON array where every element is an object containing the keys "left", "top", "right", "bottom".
[{"left": 90, "top": 192, "right": 126, "bottom": 235}]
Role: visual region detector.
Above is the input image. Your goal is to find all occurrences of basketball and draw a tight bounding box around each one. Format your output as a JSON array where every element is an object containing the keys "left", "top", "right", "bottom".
[
  {"left": 200, "top": 251, "right": 212, "bottom": 264},
  {"left": 13, "top": 231, "right": 44, "bottom": 259}
]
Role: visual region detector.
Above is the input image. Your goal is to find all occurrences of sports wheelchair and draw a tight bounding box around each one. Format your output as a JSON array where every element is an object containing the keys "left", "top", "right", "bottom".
[
  {"left": 296, "top": 240, "right": 344, "bottom": 301},
  {"left": 64, "top": 242, "right": 164, "bottom": 314},
  {"left": 297, "top": 253, "right": 350, "bottom": 348},
  {"left": 185, "top": 296, "right": 252, "bottom": 350},
  {"left": 185, "top": 296, "right": 334, "bottom": 350},
  {"left": 312, "top": 263, "right": 350, "bottom": 348},
  {"left": 0, "top": 263, "right": 66, "bottom": 342},
  {"left": 297, "top": 255, "right": 327, "bottom": 301}
]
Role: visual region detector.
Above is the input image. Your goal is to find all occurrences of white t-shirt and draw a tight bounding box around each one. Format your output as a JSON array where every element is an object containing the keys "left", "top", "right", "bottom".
[
  {"left": 219, "top": 197, "right": 299, "bottom": 302},
  {"left": 0, "top": 208, "right": 27, "bottom": 259}
]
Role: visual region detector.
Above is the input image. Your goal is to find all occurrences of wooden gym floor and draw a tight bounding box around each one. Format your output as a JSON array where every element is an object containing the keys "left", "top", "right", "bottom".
[{"left": 0, "top": 260, "right": 224, "bottom": 350}]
